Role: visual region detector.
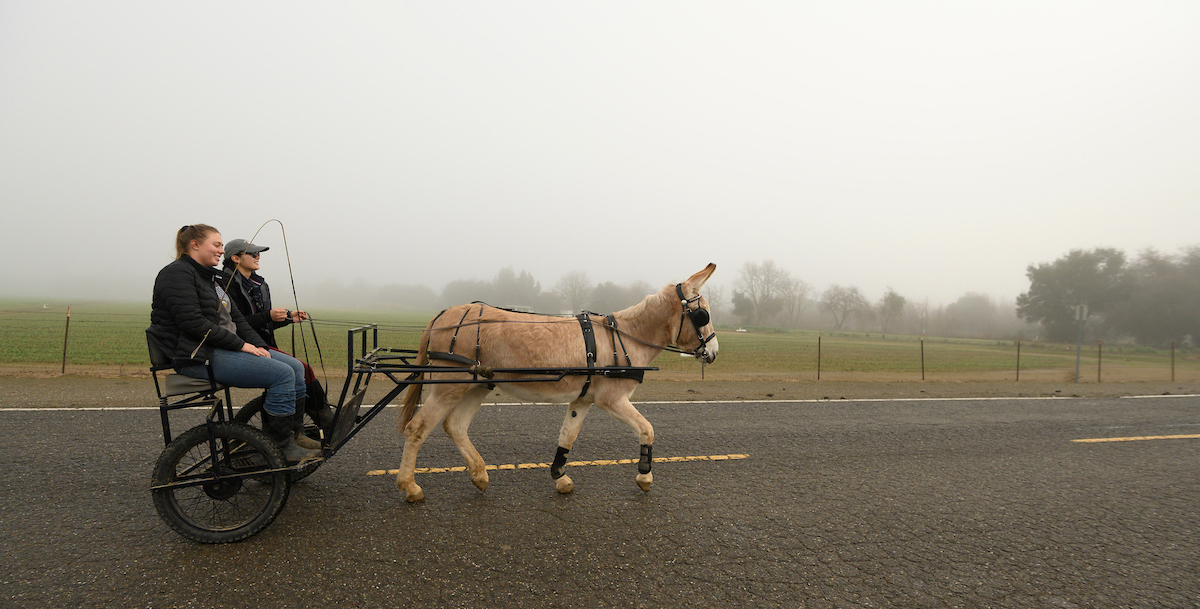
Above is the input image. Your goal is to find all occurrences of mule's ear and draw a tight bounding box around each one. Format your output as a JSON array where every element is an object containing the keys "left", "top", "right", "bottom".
[{"left": 685, "top": 263, "right": 717, "bottom": 289}]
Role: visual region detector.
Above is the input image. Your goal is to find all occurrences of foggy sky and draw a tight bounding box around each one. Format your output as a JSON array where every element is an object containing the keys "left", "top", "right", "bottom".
[{"left": 2, "top": 2, "right": 1198, "bottom": 308}]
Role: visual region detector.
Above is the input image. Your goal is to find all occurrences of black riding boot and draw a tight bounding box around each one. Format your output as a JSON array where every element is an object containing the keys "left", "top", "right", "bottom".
[
  {"left": 305, "top": 382, "right": 337, "bottom": 430},
  {"left": 292, "top": 396, "right": 323, "bottom": 450},
  {"left": 263, "top": 411, "right": 321, "bottom": 463}
]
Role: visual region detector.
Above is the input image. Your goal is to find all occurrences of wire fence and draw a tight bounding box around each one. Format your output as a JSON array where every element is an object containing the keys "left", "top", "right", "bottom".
[{"left": 2, "top": 302, "right": 1196, "bottom": 383}]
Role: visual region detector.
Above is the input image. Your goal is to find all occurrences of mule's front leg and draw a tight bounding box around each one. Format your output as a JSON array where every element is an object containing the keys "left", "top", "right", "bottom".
[
  {"left": 551, "top": 402, "right": 591, "bottom": 494},
  {"left": 596, "top": 396, "right": 655, "bottom": 493},
  {"left": 636, "top": 443, "right": 653, "bottom": 492}
]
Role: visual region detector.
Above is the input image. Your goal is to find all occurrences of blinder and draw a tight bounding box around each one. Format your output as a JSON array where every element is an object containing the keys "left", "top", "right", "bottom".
[{"left": 675, "top": 284, "right": 715, "bottom": 357}]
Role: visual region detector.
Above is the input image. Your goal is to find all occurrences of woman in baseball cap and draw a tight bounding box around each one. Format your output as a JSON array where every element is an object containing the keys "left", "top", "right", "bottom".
[{"left": 223, "top": 238, "right": 335, "bottom": 438}]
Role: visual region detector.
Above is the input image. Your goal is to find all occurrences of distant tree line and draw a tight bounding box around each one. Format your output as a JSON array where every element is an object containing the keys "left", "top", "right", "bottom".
[
  {"left": 300, "top": 245, "right": 1200, "bottom": 346},
  {"left": 727, "top": 260, "right": 1030, "bottom": 339},
  {"left": 1016, "top": 246, "right": 1200, "bottom": 346},
  {"left": 303, "top": 267, "right": 658, "bottom": 316}
]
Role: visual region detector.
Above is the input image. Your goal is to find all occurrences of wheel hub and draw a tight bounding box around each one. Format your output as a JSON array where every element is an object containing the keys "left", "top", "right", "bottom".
[{"left": 202, "top": 468, "right": 244, "bottom": 500}]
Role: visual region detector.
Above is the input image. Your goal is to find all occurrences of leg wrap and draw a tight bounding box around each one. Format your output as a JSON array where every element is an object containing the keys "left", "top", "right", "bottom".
[
  {"left": 638, "top": 444, "right": 653, "bottom": 475},
  {"left": 551, "top": 446, "right": 570, "bottom": 479}
]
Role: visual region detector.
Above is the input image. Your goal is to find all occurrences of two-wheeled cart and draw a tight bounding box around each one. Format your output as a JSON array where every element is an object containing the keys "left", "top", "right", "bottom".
[{"left": 149, "top": 323, "right": 657, "bottom": 543}]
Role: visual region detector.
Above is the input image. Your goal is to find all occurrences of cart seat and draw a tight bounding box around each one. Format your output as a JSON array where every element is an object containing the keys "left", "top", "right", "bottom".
[
  {"left": 161, "top": 373, "right": 227, "bottom": 397},
  {"left": 148, "top": 331, "right": 235, "bottom": 446},
  {"left": 146, "top": 334, "right": 226, "bottom": 395}
]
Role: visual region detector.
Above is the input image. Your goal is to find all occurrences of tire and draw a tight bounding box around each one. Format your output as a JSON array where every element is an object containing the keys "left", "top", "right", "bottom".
[
  {"left": 152, "top": 422, "right": 290, "bottom": 544},
  {"left": 233, "top": 395, "right": 324, "bottom": 482}
]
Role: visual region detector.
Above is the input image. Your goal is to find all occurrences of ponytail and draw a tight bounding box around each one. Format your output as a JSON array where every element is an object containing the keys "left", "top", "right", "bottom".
[{"left": 175, "top": 224, "right": 217, "bottom": 259}]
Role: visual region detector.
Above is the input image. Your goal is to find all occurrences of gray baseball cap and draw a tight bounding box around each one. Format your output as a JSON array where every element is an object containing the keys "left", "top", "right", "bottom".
[{"left": 224, "top": 239, "right": 269, "bottom": 261}]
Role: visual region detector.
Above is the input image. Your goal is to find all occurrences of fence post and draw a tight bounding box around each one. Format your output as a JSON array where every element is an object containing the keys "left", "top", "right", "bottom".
[
  {"left": 60, "top": 306, "right": 70, "bottom": 374},
  {"left": 1016, "top": 338, "right": 1021, "bottom": 382},
  {"left": 1171, "top": 341, "right": 1175, "bottom": 382},
  {"left": 816, "top": 331, "right": 821, "bottom": 381},
  {"left": 1097, "top": 339, "right": 1102, "bottom": 383},
  {"left": 920, "top": 335, "right": 925, "bottom": 381}
]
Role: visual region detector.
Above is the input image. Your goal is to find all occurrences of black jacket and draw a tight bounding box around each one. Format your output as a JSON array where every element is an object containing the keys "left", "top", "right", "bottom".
[
  {"left": 220, "top": 268, "right": 290, "bottom": 349},
  {"left": 148, "top": 255, "right": 267, "bottom": 368}
]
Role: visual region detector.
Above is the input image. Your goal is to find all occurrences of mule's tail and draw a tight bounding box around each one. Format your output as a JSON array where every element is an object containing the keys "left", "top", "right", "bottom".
[{"left": 399, "top": 321, "right": 432, "bottom": 431}]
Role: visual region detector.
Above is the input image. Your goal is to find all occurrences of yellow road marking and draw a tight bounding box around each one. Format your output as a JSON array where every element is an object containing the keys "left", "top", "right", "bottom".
[
  {"left": 366, "top": 453, "right": 750, "bottom": 476},
  {"left": 1072, "top": 434, "right": 1200, "bottom": 443}
]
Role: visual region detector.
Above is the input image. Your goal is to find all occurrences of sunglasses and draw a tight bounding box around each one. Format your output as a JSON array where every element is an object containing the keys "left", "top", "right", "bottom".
[{"left": 235, "top": 251, "right": 261, "bottom": 259}]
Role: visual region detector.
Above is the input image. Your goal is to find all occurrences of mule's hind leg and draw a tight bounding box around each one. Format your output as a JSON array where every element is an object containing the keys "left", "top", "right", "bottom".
[
  {"left": 442, "top": 386, "right": 492, "bottom": 493},
  {"left": 396, "top": 386, "right": 463, "bottom": 502},
  {"left": 595, "top": 396, "right": 655, "bottom": 492},
  {"left": 551, "top": 401, "right": 592, "bottom": 494}
]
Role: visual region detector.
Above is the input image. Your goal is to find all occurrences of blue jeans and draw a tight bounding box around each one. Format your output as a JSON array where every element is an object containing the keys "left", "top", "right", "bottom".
[{"left": 179, "top": 349, "right": 306, "bottom": 416}]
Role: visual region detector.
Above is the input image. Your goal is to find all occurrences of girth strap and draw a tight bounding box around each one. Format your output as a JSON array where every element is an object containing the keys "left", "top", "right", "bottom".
[{"left": 576, "top": 313, "right": 596, "bottom": 398}]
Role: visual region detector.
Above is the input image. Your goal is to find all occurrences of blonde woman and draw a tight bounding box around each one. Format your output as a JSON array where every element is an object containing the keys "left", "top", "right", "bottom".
[{"left": 148, "top": 225, "right": 318, "bottom": 462}]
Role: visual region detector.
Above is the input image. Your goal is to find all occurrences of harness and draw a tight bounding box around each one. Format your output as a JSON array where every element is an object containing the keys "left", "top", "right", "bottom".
[
  {"left": 427, "top": 305, "right": 496, "bottom": 387},
  {"left": 574, "top": 312, "right": 643, "bottom": 398}
]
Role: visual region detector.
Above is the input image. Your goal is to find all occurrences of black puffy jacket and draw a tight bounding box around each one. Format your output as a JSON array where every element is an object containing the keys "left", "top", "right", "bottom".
[
  {"left": 219, "top": 268, "right": 289, "bottom": 349},
  {"left": 148, "top": 255, "right": 267, "bottom": 368}
]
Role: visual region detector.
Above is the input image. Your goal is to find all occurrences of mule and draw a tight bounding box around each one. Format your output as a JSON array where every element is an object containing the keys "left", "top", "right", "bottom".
[{"left": 396, "top": 263, "right": 718, "bottom": 502}]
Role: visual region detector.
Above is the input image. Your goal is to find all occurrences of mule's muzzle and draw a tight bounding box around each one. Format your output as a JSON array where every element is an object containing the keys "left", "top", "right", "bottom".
[{"left": 698, "top": 337, "right": 719, "bottom": 364}]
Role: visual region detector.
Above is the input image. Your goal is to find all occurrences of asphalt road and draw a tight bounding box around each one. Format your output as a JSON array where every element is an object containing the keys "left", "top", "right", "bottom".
[{"left": 1, "top": 395, "right": 1198, "bottom": 608}]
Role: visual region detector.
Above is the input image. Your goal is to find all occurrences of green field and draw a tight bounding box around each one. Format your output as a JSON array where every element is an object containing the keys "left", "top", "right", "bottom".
[{"left": 2, "top": 300, "right": 1195, "bottom": 381}]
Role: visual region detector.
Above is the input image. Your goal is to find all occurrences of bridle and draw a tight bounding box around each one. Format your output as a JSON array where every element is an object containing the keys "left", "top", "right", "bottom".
[{"left": 675, "top": 284, "right": 715, "bottom": 359}]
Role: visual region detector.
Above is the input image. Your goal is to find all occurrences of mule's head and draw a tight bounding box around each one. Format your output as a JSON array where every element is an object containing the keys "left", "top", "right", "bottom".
[{"left": 675, "top": 263, "right": 719, "bottom": 364}]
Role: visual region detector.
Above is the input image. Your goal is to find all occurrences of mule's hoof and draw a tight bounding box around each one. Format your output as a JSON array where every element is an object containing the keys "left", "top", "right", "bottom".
[
  {"left": 473, "top": 477, "right": 488, "bottom": 492},
  {"left": 402, "top": 483, "right": 425, "bottom": 502},
  {"left": 635, "top": 472, "right": 653, "bottom": 492},
  {"left": 556, "top": 475, "right": 574, "bottom": 494}
]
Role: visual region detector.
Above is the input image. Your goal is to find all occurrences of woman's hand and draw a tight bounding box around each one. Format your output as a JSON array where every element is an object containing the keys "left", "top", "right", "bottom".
[
  {"left": 271, "top": 308, "right": 308, "bottom": 323},
  {"left": 240, "top": 342, "right": 270, "bottom": 357}
]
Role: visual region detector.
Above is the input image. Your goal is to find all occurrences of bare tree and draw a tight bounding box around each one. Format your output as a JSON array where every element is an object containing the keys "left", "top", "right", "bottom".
[
  {"left": 554, "top": 271, "right": 592, "bottom": 313},
  {"left": 821, "top": 284, "right": 868, "bottom": 330},
  {"left": 778, "top": 277, "right": 814, "bottom": 328},
  {"left": 705, "top": 284, "right": 727, "bottom": 321},
  {"left": 733, "top": 260, "right": 787, "bottom": 325}
]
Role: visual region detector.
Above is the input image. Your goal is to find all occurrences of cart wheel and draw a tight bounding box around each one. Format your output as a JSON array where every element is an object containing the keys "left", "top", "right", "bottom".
[
  {"left": 152, "top": 422, "right": 290, "bottom": 544},
  {"left": 234, "top": 396, "right": 323, "bottom": 482}
]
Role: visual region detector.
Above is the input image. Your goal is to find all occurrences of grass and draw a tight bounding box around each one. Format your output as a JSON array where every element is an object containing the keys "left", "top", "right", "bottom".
[
  {"left": 0, "top": 300, "right": 432, "bottom": 368},
  {"left": 2, "top": 299, "right": 1196, "bottom": 381}
]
